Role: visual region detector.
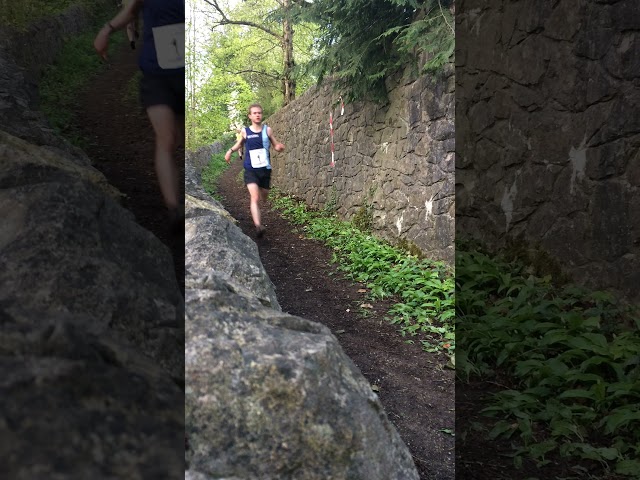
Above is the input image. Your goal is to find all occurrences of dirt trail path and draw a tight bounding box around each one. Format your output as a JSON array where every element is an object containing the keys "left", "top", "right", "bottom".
[
  {"left": 217, "top": 159, "right": 455, "bottom": 480},
  {"left": 72, "top": 38, "right": 185, "bottom": 294}
]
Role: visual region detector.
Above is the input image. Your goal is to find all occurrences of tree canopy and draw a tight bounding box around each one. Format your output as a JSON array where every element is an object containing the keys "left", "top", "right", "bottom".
[
  {"left": 186, "top": 0, "right": 318, "bottom": 148},
  {"left": 186, "top": 0, "right": 454, "bottom": 149}
]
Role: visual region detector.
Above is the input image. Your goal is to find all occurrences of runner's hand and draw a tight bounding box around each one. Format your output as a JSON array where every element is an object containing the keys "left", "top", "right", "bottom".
[
  {"left": 274, "top": 143, "right": 285, "bottom": 152},
  {"left": 224, "top": 151, "right": 231, "bottom": 164},
  {"left": 94, "top": 27, "right": 111, "bottom": 60}
]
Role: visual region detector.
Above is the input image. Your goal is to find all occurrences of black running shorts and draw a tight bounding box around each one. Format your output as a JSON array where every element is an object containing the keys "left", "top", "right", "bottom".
[
  {"left": 244, "top": 168, "right": 271, "bottom": 189},
  {"left": 140, "top": 72, "right": 185, "bottom": 114}
]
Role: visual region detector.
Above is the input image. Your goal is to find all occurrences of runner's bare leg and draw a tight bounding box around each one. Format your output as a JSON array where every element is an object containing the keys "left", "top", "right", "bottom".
[
  {"left": 247, "top": 183, "right": 261, "bottom": 227},
  {"left": 146, "top": 105, "right": 179, "bottom": 211}
]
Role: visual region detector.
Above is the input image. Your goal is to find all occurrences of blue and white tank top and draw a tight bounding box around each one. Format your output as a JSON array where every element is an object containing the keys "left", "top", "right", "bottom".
[
  {"left": 139, "top": 0, "right": 185, "bottom": 75},
  {"left": 243, "top": 125, "right": 271, "bottom": 170}
]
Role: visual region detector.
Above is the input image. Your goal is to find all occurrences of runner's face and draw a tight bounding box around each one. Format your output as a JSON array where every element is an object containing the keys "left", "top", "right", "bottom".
[{"left": 249, "top": 108, "right": 262, "bottom": 123}]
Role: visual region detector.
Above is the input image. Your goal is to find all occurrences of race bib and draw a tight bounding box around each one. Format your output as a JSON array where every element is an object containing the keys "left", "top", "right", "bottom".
[
  {"left": 249, "top": 148, "right": 268, "bottom": 168},
  {"left": 152, "top": 23, "right": 185, "bottom": 69}
]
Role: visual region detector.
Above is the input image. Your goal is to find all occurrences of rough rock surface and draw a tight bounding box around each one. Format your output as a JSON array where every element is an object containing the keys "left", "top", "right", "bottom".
[
  {"left": 184, "top": 156, "right": 419, "bottom": 479},
  {"left": 457, "top": 0, "right": 640, "bottom": 299},
  {"left": 1, "top": 126, "right": 185, "bottom": 477},
  {"left": 1, "top": 308, "right": 184, "bottom": 479},
  {"left": 266, "top": 64, "right": 455, "bottom": 264},
  {"left": 1, "top": 5, "right": 184, "bottom": 477}
]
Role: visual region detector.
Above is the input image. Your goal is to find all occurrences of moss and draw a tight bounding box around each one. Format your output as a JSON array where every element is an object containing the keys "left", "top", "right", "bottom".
[
  {"left": 396, "top": 238, "right": 425, "bottom": 259},
  {"left": 456, "top": 235, "right": 573, "bottom": 286},
  {"left": 323, "top": 186, "right": 338, "bottom": 215},
  {"left": 352, "top": 204, "right": 373, "bottom": 232},
  {"left": 503, "top": 236, "right": 573, "bottom": 286}
]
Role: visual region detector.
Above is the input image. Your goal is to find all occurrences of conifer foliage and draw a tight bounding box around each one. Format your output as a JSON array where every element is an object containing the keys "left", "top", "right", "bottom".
[{"left": 292, "top": 0, "right": 454, "bottom": 102}]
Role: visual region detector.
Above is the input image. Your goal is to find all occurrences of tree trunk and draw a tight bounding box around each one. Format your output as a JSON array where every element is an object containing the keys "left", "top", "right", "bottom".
[
  {"left": 187, "top": 0, "right": 197, "bottom": 147},
  {"left": 282, "top": 0, "right": 296, "bottom": 105}
]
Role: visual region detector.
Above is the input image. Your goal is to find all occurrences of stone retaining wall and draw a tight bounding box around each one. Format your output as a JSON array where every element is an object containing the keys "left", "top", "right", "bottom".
[
  {"left": 457, "top": 0, "right": 640, "bottom": 299},
  {"left": 266, "top": 64, "right": 455, "bottom": 264}
]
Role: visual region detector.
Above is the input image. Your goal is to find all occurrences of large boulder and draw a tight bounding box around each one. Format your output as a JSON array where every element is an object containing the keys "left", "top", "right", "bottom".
[
  {"left": 0, "top": 127, "right": 185, "bottom": 477},
  {"left": 0, "top": 130, "right": 185, "bottom": 380},
  {"left": 1, "top": 308, "right": 184, "bottom": 479},
  {"left": 184, "top": 158, "right": 419, "bottom": 479}
]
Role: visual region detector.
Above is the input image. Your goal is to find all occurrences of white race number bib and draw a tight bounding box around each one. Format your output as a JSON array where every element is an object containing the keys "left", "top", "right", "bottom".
[
  {"left": 152, "top": 23, "right": 185, "bottom": 69},
  {"left": 249, "top": 148, "right": 268, "bottom": 168}
]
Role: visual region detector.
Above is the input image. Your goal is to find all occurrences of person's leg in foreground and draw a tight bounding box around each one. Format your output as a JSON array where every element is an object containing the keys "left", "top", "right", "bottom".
[{"left": 146, "top": 104, "right": 182, "bottom": 231}]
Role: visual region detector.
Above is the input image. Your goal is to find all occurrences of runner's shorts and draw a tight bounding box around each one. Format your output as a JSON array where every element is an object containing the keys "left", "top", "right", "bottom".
[
  {"left": 244, "top": 167, "right": 271, "bottom": 189},
  {"left": 140, "top": 71, "right": 185, "bottom": 114}
]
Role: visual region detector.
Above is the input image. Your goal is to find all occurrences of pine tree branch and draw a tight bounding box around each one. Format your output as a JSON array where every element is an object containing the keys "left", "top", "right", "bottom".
[
  {"left": 231, "top": 69, "right": 282, "bottom": 80},
  {"left": 438, "top": 0, "right": 455, "bottom": 36}
]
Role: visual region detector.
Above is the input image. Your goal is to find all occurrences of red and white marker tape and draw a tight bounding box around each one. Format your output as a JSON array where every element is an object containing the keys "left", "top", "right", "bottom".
[{"left": 329, "top": 111, "right": 335, "bottom": 167}]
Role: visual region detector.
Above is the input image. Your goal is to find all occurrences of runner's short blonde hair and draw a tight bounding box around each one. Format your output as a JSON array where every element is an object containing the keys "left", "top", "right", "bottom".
[{"left": 247, "top": 103, "right": 263, "bottom": 114}]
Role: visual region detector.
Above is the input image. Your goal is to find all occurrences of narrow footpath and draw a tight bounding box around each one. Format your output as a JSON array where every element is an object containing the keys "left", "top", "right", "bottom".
[{"left": 217, "top": 158, "right": 455, "bottom": 480}]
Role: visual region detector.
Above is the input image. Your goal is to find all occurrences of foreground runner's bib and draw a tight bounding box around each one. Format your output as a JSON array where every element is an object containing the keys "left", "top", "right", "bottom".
[
  {"left": 152, "top": 23, "right": 185, "bottom": 69},
  {"left": 249, "top": 148, "right": 268, "bottom": 168}
]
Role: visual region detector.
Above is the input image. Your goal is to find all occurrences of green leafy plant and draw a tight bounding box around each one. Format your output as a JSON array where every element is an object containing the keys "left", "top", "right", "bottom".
[
  {"left": 323, "top": 185, "right": 338, "bottom": 215},
  {"left": 352, "top": 203, "right": 373, "bottom": 232},
  {"left": 201, "top": 138, "right": 235, "bottom": 201},
  {"left": 270, "top": 189, "right": 454, "bottom": 356},
  {"left": 457, "top": 245, "right": 640, "bottom": 476},
  {"left": 38, "top": 5, "right": 124, "bottom": 146},
  {"left": 0, "top": 0, "right": 106, "bottom": 29}
]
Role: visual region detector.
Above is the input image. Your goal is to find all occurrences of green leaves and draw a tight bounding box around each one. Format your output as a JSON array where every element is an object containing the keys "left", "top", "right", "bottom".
[
  {"left": 1, "top": 0, "right": 105, "bottom": 29},
  {"left": 292, "top": 0, "right": 454, "bottom": 102},
  {"left": 270, "top": 189, "right": 455, "bottom": 355},
  {"left": 200, "top": 134, "right": 235, "bottom": 199},
  {"left": 188, "top": 0, "right": 319, "bottom": 148},
  {"left": 38, "top": 4, "right": 125, "bottom": 147},
  {"left": 457, "top": 246, "right": 640, "bottom": 475}
]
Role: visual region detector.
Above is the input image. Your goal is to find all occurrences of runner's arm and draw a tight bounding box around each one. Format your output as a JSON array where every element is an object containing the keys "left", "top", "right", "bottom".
[
  {"left": 267, "top": 126, "right": 285, "bottom": 152},
  {"left": 225, "top": 136, "right": 245, "bottom": 164},
  {"left": 94, "top": 0, "right": 143, "bottom": 59}
]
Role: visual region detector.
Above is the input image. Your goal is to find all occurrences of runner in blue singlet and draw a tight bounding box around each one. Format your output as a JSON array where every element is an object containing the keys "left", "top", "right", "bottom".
[
  {"left": 94, "top": 0, "right": 185, "bottom": 234},
  {"left": 225, "top": 103, "right": 286, "bottom": 238}
]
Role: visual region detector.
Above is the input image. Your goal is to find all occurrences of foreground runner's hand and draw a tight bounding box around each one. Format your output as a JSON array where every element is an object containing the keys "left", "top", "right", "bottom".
[
  {"left": 94, "top": 25, "right": 112, "bottom": 60},
  {"left": 274, "top": 143, "right": 285, "bottom": 152}
]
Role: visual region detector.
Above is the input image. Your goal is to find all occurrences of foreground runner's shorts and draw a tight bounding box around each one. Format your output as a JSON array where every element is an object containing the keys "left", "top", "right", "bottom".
[
  {"left": 140, "top": 72, "right": 185, "bottom": 114},
  {"left": 244, "top": 167, "right": 271, "bottom": 189}
]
